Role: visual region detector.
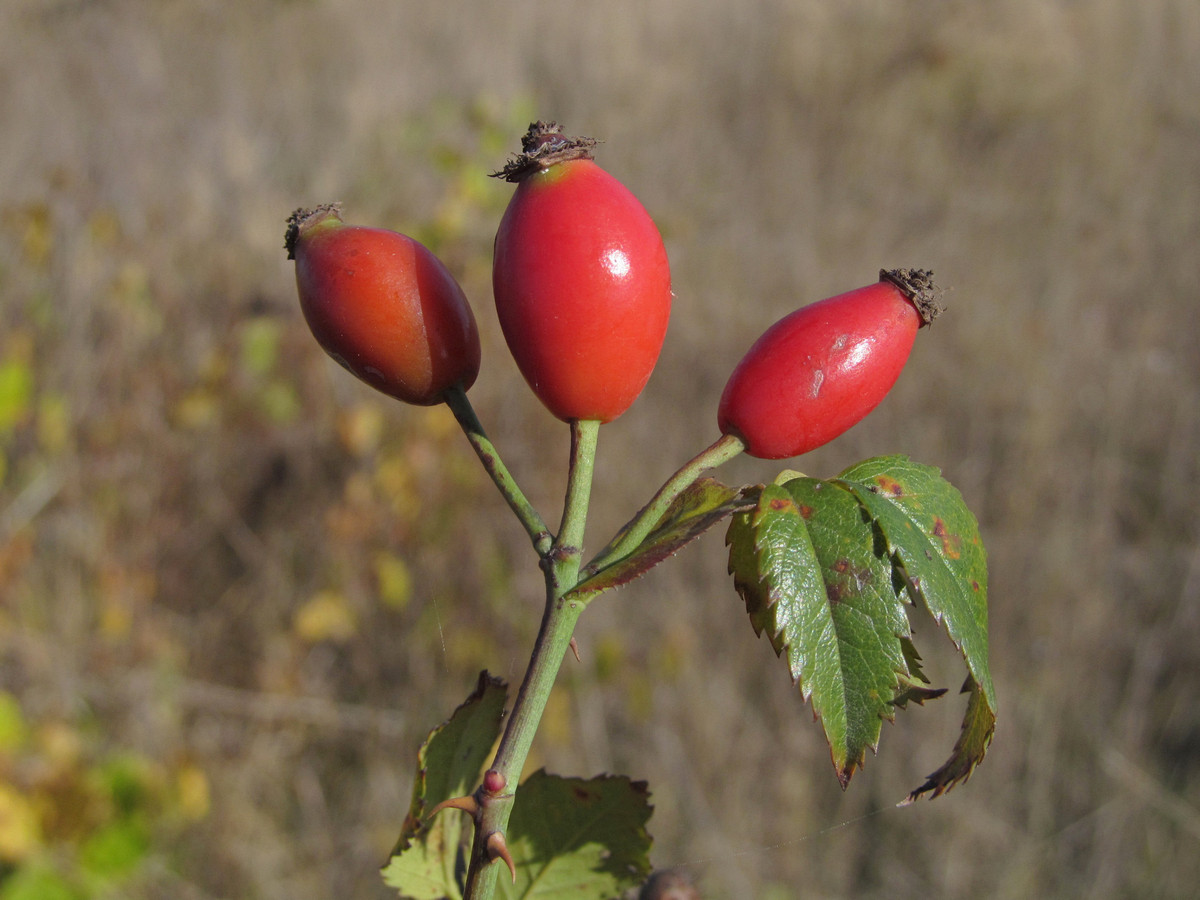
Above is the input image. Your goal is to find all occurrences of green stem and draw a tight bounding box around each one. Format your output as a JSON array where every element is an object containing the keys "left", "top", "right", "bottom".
[
  {"left": 554, "top": 419, "right": 600, "bottom": 570},
  {"left": 581, "top": 432, "right": 744, "bottom": 578},
  {"left": 444, "top": 385, "right": 553, "bottom": 557},
  {"left": 462, "top": 419, "right": 600, "bottom": 900}
]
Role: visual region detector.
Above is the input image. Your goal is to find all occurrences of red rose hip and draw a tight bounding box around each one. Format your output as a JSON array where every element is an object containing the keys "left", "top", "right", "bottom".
[
  {"left": 285, "top": 204, "right": 481, "bottom": 406},
  {"left": 492, "top": 122, "right": 672, "bottom": 423},
  {"left": 717, "top": 269, "right": 941, "bottom": 460}
]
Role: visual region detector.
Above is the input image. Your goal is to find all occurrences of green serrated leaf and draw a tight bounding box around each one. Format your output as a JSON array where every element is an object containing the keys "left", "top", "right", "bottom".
[
  {"left": 899, "top": 635, "right": 931, "bottom": 686},
  {"left": 727, "top": 480, "right": 913, "bottom": 787},
  {"left": 893, "top": 636, "right": 948, "bottom": 708},
  {"left": 836, "top": 455, "right": 996, "bottom": 799},
  {"left": 570, "top": 478, "right": 757, "bottom": 602},
  {"left": 901, "top": 674, "right": 994, "bottom": 803},
  {"left": 893, "top": 677, "right": 949, "bottom": 710},
  {"left": 728, "top": 483, "right": 825, "bottom": 657},
  {"left": 383, "top": 672, "right": 508, "bottom": 900},
  {"left": 497, "top": 770, "right": 652, "bottom": 900},
  {"left": 726, "top": 494, "right": 780, "bottom": 640},
  {"left": 836, "top": 456, "right": 993, "bottom": 704}
]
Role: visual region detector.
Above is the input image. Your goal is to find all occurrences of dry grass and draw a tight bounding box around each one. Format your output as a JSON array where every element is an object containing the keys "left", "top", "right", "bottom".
[{"left": 2, "top": 1, "right": 1199, "bottom": 897}]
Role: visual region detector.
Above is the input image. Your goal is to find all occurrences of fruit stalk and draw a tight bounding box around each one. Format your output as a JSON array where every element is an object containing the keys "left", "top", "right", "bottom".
[{"left": 444, "top": 386, "right": 552, "bottom": 556}]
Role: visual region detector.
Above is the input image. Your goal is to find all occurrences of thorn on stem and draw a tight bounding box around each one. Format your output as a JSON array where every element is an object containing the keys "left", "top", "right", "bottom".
[
  {"left": 486, "top": 831, "right": 517, "bottom": 883},
  {"left": 427, "top": 795, "right": 480, "bottom": 821},
  {"left": 569, "top": 637, "right": 581, "bottom": 663}
]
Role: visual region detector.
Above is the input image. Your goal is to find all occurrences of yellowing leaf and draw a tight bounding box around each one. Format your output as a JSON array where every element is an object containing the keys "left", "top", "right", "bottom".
[
  {"left": 375, "top": 455, "right": 420, "bottom": 522},
  {"left": 0, "top": 783, "right": 41, "bottom": 862},
  {"left": 259, "top": 380, "right": 300, "bottom": 423},
  {"left": 423, "top": 404, "right": 457, "bottom": 441},
  {"left": 0, "top": 692, "right": 29, "bottom": 753},
  {"left": 37, "top": 722, "right": 82, "bottom": 770},
  {"left": 97, "top": 564, "right": 155, "bottom": 643},
  {"left": 99, "top": 597, "right": 133, "bottom": 642},
  {"left": 374, "top": 552, "right": 413, "bottom": 611},
  {"left": 36, "top": 393, "right": 72, "bottom": 455},
  {"left": 19, "top": 203, "right": 53, "bottom": 269},
  {"left": 337, "top": 403, "right": 385, "bottom": 456},
  {"left": 86, "top": 208, "right": 122, "bottom": 247},
  {"left": 239, "top": 316, "right": 281, "bottom": 377},
  {"left": 174, "top": 764, "right": 211, "bottom": 821},
  {"left": 444, "top": 625, "right": 495, "bottom": 671},
  {"left": 0, "top": 357, "right": 33, "bottom": 434},
  {"left": 174, "top": 388, "right": 220, "bottom": 430},
  {"left": 110, "top": 262, "right": 162, "bottom": 338},
  {"left": 294, "top": 591, "right": 358, "bottom": 644}
]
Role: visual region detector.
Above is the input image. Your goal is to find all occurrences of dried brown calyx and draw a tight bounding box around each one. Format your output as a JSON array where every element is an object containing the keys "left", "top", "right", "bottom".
[
  {"left": 492, "top": 121, "right": 598, "bottom": 183},
  {"left": 880, "top": 267, "right": 944, "bottom": 326}
]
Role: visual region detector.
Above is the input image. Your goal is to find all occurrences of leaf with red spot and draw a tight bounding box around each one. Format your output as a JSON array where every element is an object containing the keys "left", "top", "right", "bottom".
[
  {"left": 727, "top": 457, "right": 994, "bottom": 799},
  {"left": 836, "top": 455, "right": 995, "bottom": 800},
  {"left": 570, "top": 478, "right": 757, "bottom": 602},
  {"left": 727, "top": 477, "right": 915, "bottom": 786}
]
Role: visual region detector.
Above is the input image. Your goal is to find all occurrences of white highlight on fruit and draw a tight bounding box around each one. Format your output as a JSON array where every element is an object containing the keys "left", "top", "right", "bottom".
[
  {"left": 844, "top": 339, "right": 871, "bottom": 370},
  {"left": 602, "top": 247, "right": 631, "bottom": 278},
  {"left": 811, "top": 368, "right": 824, "bottom": 398}
]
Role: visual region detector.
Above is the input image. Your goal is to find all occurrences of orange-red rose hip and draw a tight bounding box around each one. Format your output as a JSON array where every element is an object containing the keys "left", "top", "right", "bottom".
[
  {"left": 492, "top": 123, "right": 671, "bottom": 423},
  {"left": 717, "top": 269, "right": 941, "bottom": 460},
  {"left": 285, "top": 205, "right": 480, "bottom": 406}
]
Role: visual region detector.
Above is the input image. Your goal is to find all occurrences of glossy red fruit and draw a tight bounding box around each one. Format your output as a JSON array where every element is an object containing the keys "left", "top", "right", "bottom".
[
  {"left": 717, "top": 269, "right": 941, "bottom": 460},
  {"left": 492, "top": 122, "right": 671, "bottom": 423},
  {"left": 285, "top": 204, "right": 481, "bottom": 406}
]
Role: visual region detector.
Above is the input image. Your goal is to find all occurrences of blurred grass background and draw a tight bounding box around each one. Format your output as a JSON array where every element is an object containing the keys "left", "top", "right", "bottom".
[{"left": 1, "top": 1, "right": 1198, "bottom": 897}]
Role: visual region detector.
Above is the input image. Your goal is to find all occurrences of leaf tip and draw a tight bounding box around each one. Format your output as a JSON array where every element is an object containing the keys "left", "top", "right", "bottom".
[{"left": 835, "top": 760, "right": 856, "bottom": 790}]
